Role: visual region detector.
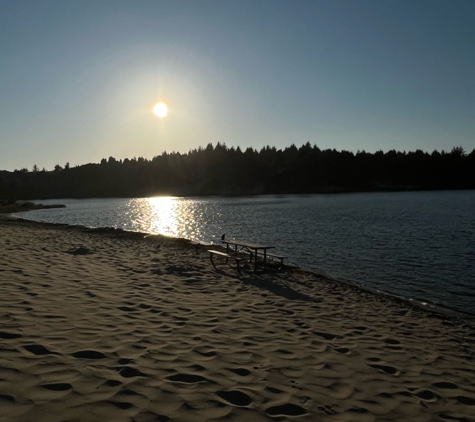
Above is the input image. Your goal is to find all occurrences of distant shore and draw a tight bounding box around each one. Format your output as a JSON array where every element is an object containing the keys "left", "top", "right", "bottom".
[
  {"left": 1, "top": 143, "right": 474, "bottom": 200},
  {"left": 3, "top": 186, "right": 475, "bottom": 203},
  {"left": 0, "top": 201, "right": 65, "bottom": 214},
  {"left": 0, "top": 216, "right": 474, "bottom": 421}
]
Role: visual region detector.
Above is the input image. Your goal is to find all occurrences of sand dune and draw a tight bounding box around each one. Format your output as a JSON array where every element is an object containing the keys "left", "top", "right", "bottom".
[{"left": 0, "top": 217, "right": 474, "bottom": 422}]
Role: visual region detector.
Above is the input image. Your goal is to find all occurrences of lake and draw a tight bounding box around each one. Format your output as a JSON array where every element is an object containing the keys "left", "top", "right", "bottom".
[{"left": 16, "top": 190, "right": 475, "bottom": 316}]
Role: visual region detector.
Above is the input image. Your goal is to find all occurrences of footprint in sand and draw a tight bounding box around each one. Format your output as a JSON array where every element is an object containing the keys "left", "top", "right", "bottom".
[
  {"left": 42, "top": 383, "right": 72, "bottom": 391},
  {"left": 313, "top": 331, "right": 341, "bottom": 340},
  {"left": 194, "top": 347, "right": 217, "bottom": 358},
  {"left": 265, "top": 403, "right": 308, "bottom": 418},
  {"left": 228, "top": 368, "right": 251, "bottom": 377},
  {"left": 432, "top": 382, "right": 458, "bottom": 389},
  {"left": 265, "top": 387, "right": 284, "bottom": 394},
  {"left": 108, "top": 401, "right": 134, "bottom": 410},
  {"left": 318, "top": 404, "right": 337, "bottom": 415},
  {"left": 415, "top": 389, "right": 439, "bottom": 402},
  {"left": 72, "top": 350, "right": 107, "bottom": 359},
  {"left": 334, "top": 347, "right": 351, "bottom": 355},
  {"left": 294, "top": 321, "right": 310, "bottom": 329},
  {"left": 351, "top": 326, "right": 368, "bottom": 331},
  {"left": 66, "top": 246, "right": 92, "bottom": 255},
  {"left": 117, "top": 306, "right": 138, "bottom": 312},
  {"left": 438, "top": 413, "right": 473, "bottom": 421},
  {"left": 24, "top": 344, "right": 58, "bottom": 356},
  {"left": 368, "top": 364, "right": 400, "bottom": 376},
  {"left": 166, "top": 374, "right": 210, "bottom": 384},
  {"left": 115, "top": 366, "right": 147, "bottom": 378},
  {"left": 105, "top": 380, "right": 122, "bottom": 387},
  {"left": 348, "top": 407, "right": 369, "bottom": 414},
  {"left": 456, "top": 396, "right": 475, "bottom": 406},
  {"left": 0, "top": 331, "right": 22, "bottom": 339},
  {"left": 216, "top": 390, "right": 252, "bottom": 407}
]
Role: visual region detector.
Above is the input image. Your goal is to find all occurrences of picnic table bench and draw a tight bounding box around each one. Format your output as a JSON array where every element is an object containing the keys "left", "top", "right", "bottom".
[
  {"left": 208, "top": 250, "right": 243, "bottom": 273},
  {"left": 222, "top": 240, "right": 286, "bottom": 271},
  {"left": 252, "top": 251, "right": 287, "bottom": 268},
  {"left": 208, "top": 239, "right": 287, "bottom": 273}
]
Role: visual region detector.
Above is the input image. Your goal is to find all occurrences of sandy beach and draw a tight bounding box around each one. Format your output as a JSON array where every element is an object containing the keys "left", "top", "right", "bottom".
[{"left": 0, "top": 217, "right": 474, "bottom": 422}]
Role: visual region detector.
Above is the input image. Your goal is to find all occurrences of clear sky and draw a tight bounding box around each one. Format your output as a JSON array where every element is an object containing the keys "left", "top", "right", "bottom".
[{"left": 1, "top": 0, "right": 474, "bottom": 171}]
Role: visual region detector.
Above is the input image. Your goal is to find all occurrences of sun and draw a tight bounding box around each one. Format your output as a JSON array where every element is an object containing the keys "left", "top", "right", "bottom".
[{"left": 153, "top": 102, "right": 168, "bottom": 118}]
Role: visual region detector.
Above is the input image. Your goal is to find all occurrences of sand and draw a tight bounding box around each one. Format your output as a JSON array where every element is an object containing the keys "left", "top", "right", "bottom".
[{"left": 0, "top": 217, "right": 474, "bottom": 422}]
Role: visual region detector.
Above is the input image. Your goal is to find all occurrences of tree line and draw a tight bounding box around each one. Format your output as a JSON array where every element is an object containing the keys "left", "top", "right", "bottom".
[{"left": 1, "top": 143, "right": 474, "bottom": 200}]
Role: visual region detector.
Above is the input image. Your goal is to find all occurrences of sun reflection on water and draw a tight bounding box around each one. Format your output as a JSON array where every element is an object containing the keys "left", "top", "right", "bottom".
[
  {"left": 147, "top": 196, "right": 180, "bottom": 236},
  {"left": 127, "top": 196, "right": 205, "bottom": 240}
]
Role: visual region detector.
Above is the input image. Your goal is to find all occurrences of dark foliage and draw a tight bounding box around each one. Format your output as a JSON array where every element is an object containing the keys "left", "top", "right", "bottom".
[{"left": 1, "top": 144, "right": 474, "bottom": 200}]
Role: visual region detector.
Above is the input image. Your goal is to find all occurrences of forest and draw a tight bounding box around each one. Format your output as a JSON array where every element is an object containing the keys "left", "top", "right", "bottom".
[{"left": 1, "top": 143, "right": 474, "bottom": 200}]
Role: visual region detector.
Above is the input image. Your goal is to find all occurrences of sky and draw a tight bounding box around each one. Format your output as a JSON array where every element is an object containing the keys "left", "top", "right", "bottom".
[{"left": 1, "top": 0, "right": 474, "bottom": 171}]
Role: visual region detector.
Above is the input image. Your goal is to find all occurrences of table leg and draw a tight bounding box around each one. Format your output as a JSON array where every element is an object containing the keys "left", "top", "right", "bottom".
[
  {"left": 264, "top": 249, "right": 267, "bottom": 269},
  {"left": 253, "top": 248, "right": 258, "bottom": 272}
]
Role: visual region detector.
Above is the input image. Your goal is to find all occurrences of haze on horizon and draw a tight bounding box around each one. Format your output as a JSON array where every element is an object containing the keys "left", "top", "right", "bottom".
[{"left": 1, "top": 0, "right": 474, "bottom": 172}]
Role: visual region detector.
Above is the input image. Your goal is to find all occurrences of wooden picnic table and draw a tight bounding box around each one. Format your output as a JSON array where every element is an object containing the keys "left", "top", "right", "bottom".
[{"left": 222, "top": 240, "right": 275, "bottom": 272}]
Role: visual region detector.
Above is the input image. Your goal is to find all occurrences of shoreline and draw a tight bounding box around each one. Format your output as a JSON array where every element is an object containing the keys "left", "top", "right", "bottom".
[
  {"left": 10, "top": 213, "right": 475, "bottom": 321},
  {"left": 0, "top": 202, "right": 65, "bottom": 214},
  {"left": 1, "top": 216, "right": 475, "bottom": 421},
  {"left": 7, "top": 186, "right": 475, "bottom": 202},
  {"left": 300, "top": 265, "right": 475, "bottom": 321}
]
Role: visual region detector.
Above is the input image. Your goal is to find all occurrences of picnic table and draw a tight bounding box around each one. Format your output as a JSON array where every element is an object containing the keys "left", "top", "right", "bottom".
[{"left": 222, "top": 240, "right": 275, "bottom": 272}]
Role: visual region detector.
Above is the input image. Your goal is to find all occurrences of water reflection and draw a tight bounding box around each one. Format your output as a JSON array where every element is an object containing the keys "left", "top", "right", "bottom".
[
  {"left": 128, "top": 197, "right": 180, "bottom": 238},
  {"left": 127, "top": 196, "right": 211, "bottom": 241}
]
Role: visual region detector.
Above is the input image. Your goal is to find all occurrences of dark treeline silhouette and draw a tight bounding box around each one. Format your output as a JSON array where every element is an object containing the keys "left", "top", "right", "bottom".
[{"left": 1, "top": 143, "right": 474, "bottom": 200}]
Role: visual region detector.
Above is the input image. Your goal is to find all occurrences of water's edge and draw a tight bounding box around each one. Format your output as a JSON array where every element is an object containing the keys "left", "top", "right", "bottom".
[{"left": 10, "top": 213, "right": 475, "bottom": 321}]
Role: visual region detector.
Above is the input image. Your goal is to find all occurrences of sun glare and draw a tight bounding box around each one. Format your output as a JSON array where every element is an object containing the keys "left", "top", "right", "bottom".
[{"left": 153, "top": 102, "right": 168, "bottom": 118}]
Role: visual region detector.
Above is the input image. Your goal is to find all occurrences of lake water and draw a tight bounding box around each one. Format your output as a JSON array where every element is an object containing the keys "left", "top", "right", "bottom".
[{"left": 16, "top": 191, "right": 475, "bottom": 316}]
